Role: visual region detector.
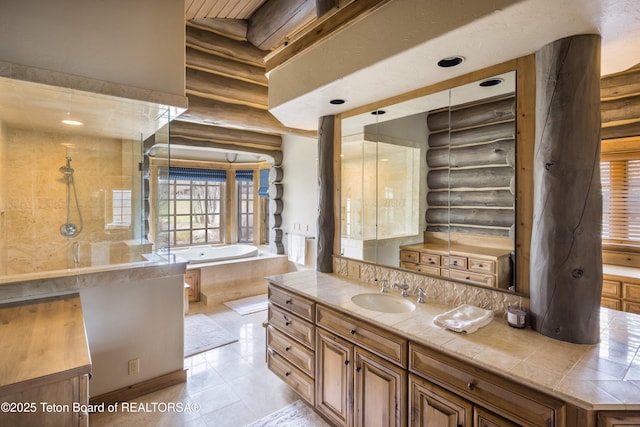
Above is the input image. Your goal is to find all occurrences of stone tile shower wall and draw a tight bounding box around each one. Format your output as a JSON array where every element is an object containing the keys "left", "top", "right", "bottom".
[{"left": 1, "top": 127, "right": 141, "bottom": 275}]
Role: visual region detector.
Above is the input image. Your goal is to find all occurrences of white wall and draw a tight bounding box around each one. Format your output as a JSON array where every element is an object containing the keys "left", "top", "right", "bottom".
[
  {"left": 281, "top": 133, "right": 318, "bottom": 269},
  {"left": 80, "top": 274, "right": 184, "bottom": 396},
  {"left": 0, "top": 0, "right": 185, "bottom": 96}
]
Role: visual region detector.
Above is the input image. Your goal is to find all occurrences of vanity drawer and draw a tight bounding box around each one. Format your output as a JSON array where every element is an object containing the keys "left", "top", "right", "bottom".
[
  {"left": 269, "top": 284, "right": 315, "bottom": 322},
  {"left": 623, "top": 282, "right": 640, "bottom": 302},
  {"left": 401, "top": 262, "right": 439, "bottom": 276},
  {"left": 267, "top": 325, "right": 315, "bottom": 377},
  {"left": 448, "top": 269, "right": 495, "bottom": 287},
  {"left": 316, "top": 305, "right": 407, "bottom": 368},
  {"left": 601, "top": 297, "right": 621, "bottom": 311},
  {"left": 400, "top": 250, "right": 419, "bottom": 263},
  {"left": 443, "top": 255, "right": 467, "bottom": 270},
  {"left": 624, "top": 301, "right": 640, "bottom": 315},
  {"left": 602, "top": 279, "right": 621, "bottom": 298},
  {"left": 468, "top": 258, "right": 496, "bottom": 274},
  {"left": 267, "top": 348, "right": 315, "bottom": 405},
  {"left": 419, "top": 252, "right": 441, "bottom": 267},
  {"left": 409, "top": 343, "right": 563, "bottom": 427},
  {"left": 269, "top": 304, "right": 315, "bottom": 349}
]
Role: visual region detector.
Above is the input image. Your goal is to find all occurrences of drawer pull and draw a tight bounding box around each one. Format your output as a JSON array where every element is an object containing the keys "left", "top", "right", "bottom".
[
  {"left": 356, "top": 366, "right": 361, "bottom": 373},
  {"left": 453, "top": 261, "right": 459, "bottom": 266},
  {"left": 285, "top": 299, "right": 292, "bottom": 304},
  {"left": 285, "top": 346, "right": 291, "bottom": 352},
  {"left": 478, "top": 264, "right": 484, "bottom": 268},
  {"left": 285, "top": 321, "right": 292, "bottom": 326},
  {"left": 350, "top": 329, "right": 357, "bottom": 335},
  {"left": 344, "top": 360, "right": 350, "bottom": 366},
  {"left": 429, "top": 261, "right": 435, "bottom": 265},
  {"left": 467, "top": 382, "right": 475, "bottom": 391},
  {"left": 285, "top": 371, "right": 291, "bottom": 377}
]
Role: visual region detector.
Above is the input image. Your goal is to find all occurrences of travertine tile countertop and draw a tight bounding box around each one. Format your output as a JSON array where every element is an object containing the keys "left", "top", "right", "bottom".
[{"left": 266, "top": 270, "right": 640, "bottom": 411}]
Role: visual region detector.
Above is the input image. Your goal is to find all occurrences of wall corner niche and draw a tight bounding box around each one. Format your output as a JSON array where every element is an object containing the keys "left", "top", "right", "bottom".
[{"left": 338, "top": 57, "right": 536, "bottom": 297}]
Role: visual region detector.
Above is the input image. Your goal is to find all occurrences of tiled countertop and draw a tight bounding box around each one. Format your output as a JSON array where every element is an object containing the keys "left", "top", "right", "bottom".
[{"left": 266, "top": 270, "right": 640, "bottom": 411}]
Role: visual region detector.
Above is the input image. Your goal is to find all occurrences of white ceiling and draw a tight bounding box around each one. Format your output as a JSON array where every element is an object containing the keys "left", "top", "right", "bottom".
[{"left": 268, "top": 0, "right": 640, "bottom": 131}]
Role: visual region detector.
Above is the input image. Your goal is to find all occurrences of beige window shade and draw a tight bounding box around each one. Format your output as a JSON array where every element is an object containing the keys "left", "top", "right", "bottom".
[{"left": 601, "top": 154, "right": 640, "bottom": 246}]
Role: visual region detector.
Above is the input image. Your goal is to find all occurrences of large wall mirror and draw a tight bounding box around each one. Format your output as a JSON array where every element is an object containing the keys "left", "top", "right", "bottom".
[{"left": 339, "top": 66, "right": 529, "bottom": 294}]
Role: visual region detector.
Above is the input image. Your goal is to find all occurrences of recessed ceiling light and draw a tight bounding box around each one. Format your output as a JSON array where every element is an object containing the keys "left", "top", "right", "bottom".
[
  {"left": 479, "top": 78, "right": 504, "bottom": 87},
  {"left": 330, "top": 99, "right": 345, "bottom": 105},
  {"left": 437, "top": 56, "right": 465, "bottom": 68},
  {"left": 62, "top": 119, "right": 83, "bottom": 126},
  {"left": 371, "top": 110, "right": 386, "bottom": 115}
]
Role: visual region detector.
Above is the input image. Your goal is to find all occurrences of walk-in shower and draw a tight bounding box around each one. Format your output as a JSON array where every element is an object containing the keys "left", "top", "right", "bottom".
[{"left": 59, "top": 157, "right": 83, "bottom": 238}]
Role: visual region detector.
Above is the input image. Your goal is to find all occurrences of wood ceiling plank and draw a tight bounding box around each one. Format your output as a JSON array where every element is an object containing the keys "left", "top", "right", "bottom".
[{"left": 188, "top": 18, "right": 248, "bottom": 41}]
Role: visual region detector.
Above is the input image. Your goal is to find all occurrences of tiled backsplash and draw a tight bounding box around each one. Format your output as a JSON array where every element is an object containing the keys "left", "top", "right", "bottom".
[{"left": 334, "top": 256, "right": 526, "bottom": 317}]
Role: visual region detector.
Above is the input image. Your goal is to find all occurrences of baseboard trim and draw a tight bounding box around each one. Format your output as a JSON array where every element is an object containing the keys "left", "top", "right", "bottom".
[{"left": 89, "top": 369, "right": 187, "bottom": 406}]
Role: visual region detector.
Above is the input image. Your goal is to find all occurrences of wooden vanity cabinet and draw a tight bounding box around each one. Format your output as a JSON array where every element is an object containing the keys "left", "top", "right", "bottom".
[
  {"left": 184, "top": 268, "right": 201, "bottom": 302},
  {"left": 266, "top": 284, "right": 316, "bottom": 405},
  {"left": 409, "top": 342, "right": 565, "bottom": 427},
  {"left": 316, "top": 306, "right": 407, "bottom": 427},
  {"left": 601, "top": 269, "right": 640, "bottom": 314}
]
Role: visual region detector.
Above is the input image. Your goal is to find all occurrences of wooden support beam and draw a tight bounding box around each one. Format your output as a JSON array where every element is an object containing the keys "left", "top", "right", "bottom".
[
  {"left": 187, "top": 18, "right": 248, "bottom": 41},
  {"left": 316, "top": 0, "right": 338, "bottom": 17},
  {"left": 186, "top": 68, "right": 268, "bottom": 109},
  {"left": 171, "top": 120, "right": 281, "bottom": 148},
  {"left": 600, "top": 63, "right": 640, "bottom": 100},
  {"left": 601, "top": 121, "right": 640, "bottom": 140},
  {"left": 186, "top": 26, "right": 266, "bottom": 67},
  {"left": 531, "top": 34, "right": 602, "bottom": 344},
  {"left": 169, "top": 135, "right": 283, "bottom": 166},
  {"left": 601, "top": 94, "right": 640, "bottom": 123},
  {"left": 181, "top": 95, "right": 317, "bottom": 138},
  {"left": 317, "top": 115, "right": 335, "bottom": 272},
  {"left": 186, "top": 46, "right": 268, "bottom": 86},
  {"left": 247, "top": 0, "right": 316, "bottom": 50},
  {"left": 265, "top": 0, "right": 392, "bottom": 72}
]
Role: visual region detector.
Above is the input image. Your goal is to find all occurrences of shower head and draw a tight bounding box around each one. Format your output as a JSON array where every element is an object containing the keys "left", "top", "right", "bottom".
[{"left": 59, "top": 157, "right": 74, "bottom": 175}]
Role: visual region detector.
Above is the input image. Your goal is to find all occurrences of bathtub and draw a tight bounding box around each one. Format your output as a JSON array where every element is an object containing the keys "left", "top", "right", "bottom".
[{"left": 174, "top": 244, "right": 259, "bottom": 264}]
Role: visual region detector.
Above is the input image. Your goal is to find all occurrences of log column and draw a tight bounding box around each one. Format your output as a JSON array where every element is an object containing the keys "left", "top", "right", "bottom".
[
  {"left": 317, "top": 115, "right": 335, "bottom": 272},
  {"left": 530, "top": 34, "right": 602, "bottom": 344}
]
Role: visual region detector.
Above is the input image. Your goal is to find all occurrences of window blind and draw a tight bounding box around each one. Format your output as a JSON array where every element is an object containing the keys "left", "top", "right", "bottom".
[
  {"left": 601, "top": 159, "right": 640, "bottom": 244},
  {"left": 160, "top": 167, "right": 227, "bottom": 182},
  {"left": 258, "top": 169, "right": 269, "bottom": 198},
  {"left": 235, "top": 170, "right": 254, "bottom": 182}
]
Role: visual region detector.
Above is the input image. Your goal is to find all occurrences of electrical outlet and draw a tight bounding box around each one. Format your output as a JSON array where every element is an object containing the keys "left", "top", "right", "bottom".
[{"left": 128, "top": 358, "right": 139, "bottom": 375}]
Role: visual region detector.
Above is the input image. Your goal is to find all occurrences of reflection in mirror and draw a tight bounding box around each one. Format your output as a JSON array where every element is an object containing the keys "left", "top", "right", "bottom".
[{"left": 340, "top": 72, "right": 517, "bottom": 291}]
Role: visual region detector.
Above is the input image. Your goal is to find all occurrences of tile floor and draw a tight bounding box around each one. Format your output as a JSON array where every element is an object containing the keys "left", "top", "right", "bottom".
[{"left": 90, "top": 301, "right": 299, "bottom": 426}]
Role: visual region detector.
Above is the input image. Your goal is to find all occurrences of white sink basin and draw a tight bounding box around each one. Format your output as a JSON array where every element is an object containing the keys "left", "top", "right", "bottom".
[{"left": 351, "top": 293, "right": 416, "bottom": 313}]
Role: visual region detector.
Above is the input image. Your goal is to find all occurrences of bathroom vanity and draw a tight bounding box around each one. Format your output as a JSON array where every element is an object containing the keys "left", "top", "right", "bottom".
[
  {"left": 266, "top": 270, "right": 640, "bottom": 426},
  {"left": 0, "top": 294, "right": 91, "bottom": 427}
]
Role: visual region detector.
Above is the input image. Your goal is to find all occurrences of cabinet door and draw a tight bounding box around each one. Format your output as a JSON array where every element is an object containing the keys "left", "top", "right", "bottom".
[
  {"left": 316, "top": 328, "right": 354, "bottom": 427},
  {"left": 475, "top": 406, "right": 520, "bottom": 427},
  {"left": 409, "top": 374, "right": 472, "bottom": 427},
  {"left": 354, "top": 347, "right": 406, "bottom": 427}
]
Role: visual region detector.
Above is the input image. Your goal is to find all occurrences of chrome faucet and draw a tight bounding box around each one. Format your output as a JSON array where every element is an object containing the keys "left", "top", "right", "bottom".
[
  {"left": 380, "top": 279, "right": 389, "bottom": 293},
  {"left": 417, "top": 287, "right": 426, "bottom": 304},
  {"left": 393, "top": 281, "right": 410, "bottom": 297}
]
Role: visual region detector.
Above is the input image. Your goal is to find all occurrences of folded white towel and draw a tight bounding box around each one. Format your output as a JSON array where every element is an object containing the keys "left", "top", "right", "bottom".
[{"left": 433, "top": 304, "right": 494, "bottom": 334}]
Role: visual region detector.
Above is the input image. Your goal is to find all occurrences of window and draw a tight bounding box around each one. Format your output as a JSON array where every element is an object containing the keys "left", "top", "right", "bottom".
[
  {"left": 110, "top": 189, "right": 131, "bottom": 228},
  {"left": 601, "top": 156, "right": 640, "bottom": 247},
  {"left": 158, "top": 167, "right": 225, "bottom": 247},
  {"left": 237, "top": 170, "right": 254, "bottom": 243}
]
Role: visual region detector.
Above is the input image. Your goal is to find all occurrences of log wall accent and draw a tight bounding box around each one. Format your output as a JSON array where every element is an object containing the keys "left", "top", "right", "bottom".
[
  {"left": 530, "top": 34, "right": 602, "bottom": 344},
  {"left": 317, "top": 115, "right": 335, "bottom": 272},
  {"left": 601, "top": 63, "right": 640, "bottom": 140},
  {"left": 425, "top": 95, "right": 516, "bottom": 238}
]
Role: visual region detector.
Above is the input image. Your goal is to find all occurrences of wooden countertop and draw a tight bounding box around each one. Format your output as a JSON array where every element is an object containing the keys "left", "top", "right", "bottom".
[
  {"left": 266, "top": 270, "right": 640, "bottom": 411},
  {"left": 0, "top": 294, "right": 91, "bottom": 395}
]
